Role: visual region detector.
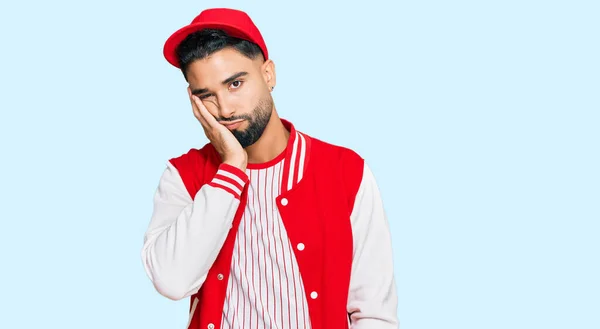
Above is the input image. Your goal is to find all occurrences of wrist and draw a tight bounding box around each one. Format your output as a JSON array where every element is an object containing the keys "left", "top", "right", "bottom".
[
  {"left": 223, "top": 158, "right": 247, "bottom": 172},
  {"left": 209, "top": 163, "right": 249, "bottom": 199}
]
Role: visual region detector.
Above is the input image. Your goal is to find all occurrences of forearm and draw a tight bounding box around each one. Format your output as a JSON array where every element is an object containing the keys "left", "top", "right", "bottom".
[
  {"left": 347, "top": 163, "right": 399, "bottom": 328},
  {"left": 141, "top": 163, "right": 247, "bottom": 300}
]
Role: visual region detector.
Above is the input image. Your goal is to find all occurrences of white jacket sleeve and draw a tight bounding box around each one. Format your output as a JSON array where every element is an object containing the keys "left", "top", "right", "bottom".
[
  {"left": 141, "top": 162, "right": 248, "bottom": 301},
  {"left": 347, "top": 163, "right": 399, "bottom": 328}
]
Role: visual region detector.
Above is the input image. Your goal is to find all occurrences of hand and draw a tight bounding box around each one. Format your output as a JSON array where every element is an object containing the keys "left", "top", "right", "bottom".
[{"left": 188, "top": 87, "right": 248, "bottom": 170}]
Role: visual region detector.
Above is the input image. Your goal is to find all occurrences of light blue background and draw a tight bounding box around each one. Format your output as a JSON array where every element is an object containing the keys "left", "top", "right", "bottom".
[{"left": 0, "top": 0, "right": 598, "bottom": 328}]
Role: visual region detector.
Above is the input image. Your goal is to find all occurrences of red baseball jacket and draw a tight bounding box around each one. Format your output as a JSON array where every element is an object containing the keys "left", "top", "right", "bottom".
[{"left": 142, "top": 120, "right": 398, "bottom": 329}]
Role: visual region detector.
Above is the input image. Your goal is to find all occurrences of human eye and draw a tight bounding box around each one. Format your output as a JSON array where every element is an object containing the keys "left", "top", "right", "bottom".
[{"left": 230, "top": 80, "right": 243, "bottom": 89}]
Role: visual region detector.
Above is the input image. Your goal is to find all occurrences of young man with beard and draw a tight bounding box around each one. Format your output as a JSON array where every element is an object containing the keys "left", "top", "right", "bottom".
[{"left": 141, "top": 7, "right": 399, "bottom": 329}]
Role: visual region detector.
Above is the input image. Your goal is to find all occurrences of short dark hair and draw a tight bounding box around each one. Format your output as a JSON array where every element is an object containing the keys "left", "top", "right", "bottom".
[{"left": 176, "top": 29, "right": 264, "bottom": 79}]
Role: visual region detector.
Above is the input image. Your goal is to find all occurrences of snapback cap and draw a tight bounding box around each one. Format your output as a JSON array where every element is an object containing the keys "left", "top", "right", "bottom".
[{"left": 163, "top": 8, "right": 269, "bottom": 68}]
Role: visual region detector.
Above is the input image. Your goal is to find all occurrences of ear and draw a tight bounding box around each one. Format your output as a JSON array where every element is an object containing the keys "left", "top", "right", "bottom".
[{"left": 262, "top": 59, "right": 276, "bottom": 90}]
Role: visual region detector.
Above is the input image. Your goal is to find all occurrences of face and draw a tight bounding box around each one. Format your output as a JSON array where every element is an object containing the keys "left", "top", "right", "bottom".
[{"left": 186, "top": 47, "right": 276, "bottom": 148}]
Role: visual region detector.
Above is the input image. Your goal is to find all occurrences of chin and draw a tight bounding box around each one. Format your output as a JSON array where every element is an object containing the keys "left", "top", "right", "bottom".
[{"left": 232, "top": 126, "right": 248, "bottom": 135}]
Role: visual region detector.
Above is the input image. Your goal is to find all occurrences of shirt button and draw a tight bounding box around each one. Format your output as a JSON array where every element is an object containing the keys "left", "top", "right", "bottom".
[
  {"left": 217, "top": 274, "right": 224, "bottom": 280},
  {"left": 297, "top": 243, "right": 305, "bottom": 251},
  {"left": 208, "top": 324, "right": 215, "bottom": 329},
  {"left": 310, "top": 291, "right": 318, "bottom": 299},
  {"left": 281, "top": 198, "right": 288, "bottom": 206}
]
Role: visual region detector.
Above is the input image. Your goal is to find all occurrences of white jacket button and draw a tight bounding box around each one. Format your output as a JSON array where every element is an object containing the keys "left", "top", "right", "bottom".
[
  {"left": 297, "top": 243, "right": 305, "bottom": 251},
  {"left": 281, "top": 198, "right": 288, "bottom": 206},
  {"left": 208, "top": 324, "right": 215, "bottom": 329},
  {"left": 310, "top": 291, "right": 318, "bottom": 299},
  {"left": 217, "top": 274, "right": 224, "bottom": 280}
]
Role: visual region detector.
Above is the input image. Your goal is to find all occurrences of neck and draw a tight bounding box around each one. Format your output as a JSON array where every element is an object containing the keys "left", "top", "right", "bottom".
[{"left": 245, "top": 109, "right": 289, "bottom": 164}]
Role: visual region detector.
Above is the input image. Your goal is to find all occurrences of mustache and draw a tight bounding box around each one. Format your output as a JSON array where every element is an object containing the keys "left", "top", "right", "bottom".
[
  {"left": 216, "top": 99, "right": 272, "bottom": 122},
  {"left": 216, "top": 114, "right": 252, "bottom": 122}
]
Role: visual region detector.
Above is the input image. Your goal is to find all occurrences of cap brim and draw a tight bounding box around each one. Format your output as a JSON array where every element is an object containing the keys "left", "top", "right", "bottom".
[{"left": 163, "top": 22, "right": 253, "bottom": 68}]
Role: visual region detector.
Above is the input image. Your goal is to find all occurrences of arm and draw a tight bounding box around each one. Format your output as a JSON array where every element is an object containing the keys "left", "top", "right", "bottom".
[
  {"left": 141, "top": 162, "right": 248, "bottom": 301},
  {"left": 347, "top": 163, "right": 399, "bottom": 328}
]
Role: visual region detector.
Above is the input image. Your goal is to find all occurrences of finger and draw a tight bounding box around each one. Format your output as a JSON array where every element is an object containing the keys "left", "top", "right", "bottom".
[
  {"left": 191, "top": 94, "right": 220, "bottom": 129},
  {"left": 190, "top": 94, "right": 208, "bottom": 125},
  {"left": 190, "top": 97, "right": 205, "bottom": 123},
  {"left": 187, "top": 87, "right": 201, "bottom": 118},
  {"left": 187, "top": 89, "right": 210, "bottom": 128}
]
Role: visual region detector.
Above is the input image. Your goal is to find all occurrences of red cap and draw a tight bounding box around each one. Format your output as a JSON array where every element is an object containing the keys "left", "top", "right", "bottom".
[{"left": 163, "top": 8, "right": 269, "bottom": 68}]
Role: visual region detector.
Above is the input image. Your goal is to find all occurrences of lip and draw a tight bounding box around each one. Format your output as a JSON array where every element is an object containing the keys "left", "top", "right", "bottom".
[{"left": 221, "top": 120, "right": 244, "bottom": 130}]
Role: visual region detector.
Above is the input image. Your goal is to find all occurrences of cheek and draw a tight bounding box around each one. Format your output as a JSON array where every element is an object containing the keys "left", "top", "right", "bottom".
[
  {"left": 238, "top": 84, "right": 264, "bottom": 105},
  {"left": 231, "top": 86, "right": 261, "bottom": 109}
]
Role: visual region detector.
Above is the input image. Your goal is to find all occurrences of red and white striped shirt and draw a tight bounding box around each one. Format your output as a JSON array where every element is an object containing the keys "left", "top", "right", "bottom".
[{"left": 221, "top": 158, "right": 312, "bottom": 329}]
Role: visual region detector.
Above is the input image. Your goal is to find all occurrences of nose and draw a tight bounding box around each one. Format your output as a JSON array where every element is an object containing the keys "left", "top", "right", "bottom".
[{"left": 216, "top": 96, "right": 236, "bottom": 119}]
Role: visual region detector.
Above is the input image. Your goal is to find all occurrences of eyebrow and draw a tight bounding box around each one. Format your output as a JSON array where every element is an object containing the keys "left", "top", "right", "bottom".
[{"left": 191, "top": 71, "right": 249, "bottom": 95}]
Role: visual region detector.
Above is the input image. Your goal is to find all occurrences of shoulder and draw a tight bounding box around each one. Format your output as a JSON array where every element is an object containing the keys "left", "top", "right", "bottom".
[
  {"left": 301, "top": 132, "right": 366, "bottom": 205},
  {"left": 168, "top": 143, "right": 219, "bottom": 172},
  {"left": 303, "top": 132, "right": 365, "bottom": 171},
  {"left": 163, "top": 143, "right": 220, "bottom": 199}
]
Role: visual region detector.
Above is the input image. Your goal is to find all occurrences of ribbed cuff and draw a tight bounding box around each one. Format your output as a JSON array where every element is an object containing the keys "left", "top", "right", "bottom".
[{"left": 208, "top": 163, "right": 249, "bottom": 199}]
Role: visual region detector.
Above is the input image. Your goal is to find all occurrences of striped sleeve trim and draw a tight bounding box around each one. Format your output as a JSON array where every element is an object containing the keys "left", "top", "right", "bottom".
[{"left": 208, "top": 163, "right": 249, "bottom": 199}]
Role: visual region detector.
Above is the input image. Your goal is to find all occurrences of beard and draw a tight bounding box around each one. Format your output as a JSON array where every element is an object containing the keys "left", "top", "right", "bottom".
[{"left": 220, "top": 97, "right": 273, "bottom": 148}]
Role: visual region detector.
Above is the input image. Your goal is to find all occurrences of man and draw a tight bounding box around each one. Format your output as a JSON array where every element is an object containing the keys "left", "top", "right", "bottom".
[{"left": 141, "top": 7, "right": 398, "bottom": 329}]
